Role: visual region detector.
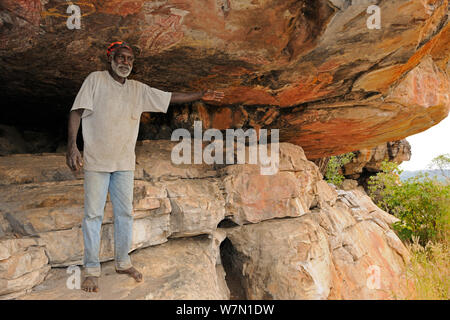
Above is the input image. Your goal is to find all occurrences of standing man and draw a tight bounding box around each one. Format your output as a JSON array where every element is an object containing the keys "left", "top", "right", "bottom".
[{"left": 66, "top": 41, "right": 224, "bottom": 293}]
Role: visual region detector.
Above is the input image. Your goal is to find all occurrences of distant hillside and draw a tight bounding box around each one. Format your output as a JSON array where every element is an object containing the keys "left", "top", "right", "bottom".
[{"left": 400, "top": 169, "right": 450, "bottom": 182}]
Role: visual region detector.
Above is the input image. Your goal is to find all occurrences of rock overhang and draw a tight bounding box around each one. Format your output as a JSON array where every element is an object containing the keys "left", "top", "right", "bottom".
[{"left": 0, "top": 0, "right": 448, "bottom": 159}]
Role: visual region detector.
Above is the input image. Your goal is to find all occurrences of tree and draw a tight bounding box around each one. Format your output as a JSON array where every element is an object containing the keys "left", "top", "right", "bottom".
[{"left": 428, "top": 153, "right": 450, "bottom": 182}]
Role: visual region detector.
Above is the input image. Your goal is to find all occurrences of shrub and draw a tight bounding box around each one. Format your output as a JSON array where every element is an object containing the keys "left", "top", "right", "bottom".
[
  {"left": 368, "top": 160, "right": 450, "bottom": 245},
  {"left": 325, "top": 152, "right": 354, "bottom": 187}
]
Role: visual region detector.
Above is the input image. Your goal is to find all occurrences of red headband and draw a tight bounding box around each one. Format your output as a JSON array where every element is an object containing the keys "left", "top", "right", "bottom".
[{"left": 107, "top": 41, "right": 132, "bottom": 58}]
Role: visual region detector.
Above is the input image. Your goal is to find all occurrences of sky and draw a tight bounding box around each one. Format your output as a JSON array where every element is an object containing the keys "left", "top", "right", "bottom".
[{"left": 399, "top": 115, "right": 450, "bottom": 171}]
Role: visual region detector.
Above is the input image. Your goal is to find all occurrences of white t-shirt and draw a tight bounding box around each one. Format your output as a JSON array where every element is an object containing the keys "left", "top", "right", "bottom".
[{"left": 70, "top": 70, "right": 172, "bottom": 172}]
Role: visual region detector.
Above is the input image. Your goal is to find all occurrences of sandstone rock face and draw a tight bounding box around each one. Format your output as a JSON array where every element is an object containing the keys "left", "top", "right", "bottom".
[
  {"left": 19, "top": 233, "right": 230, "bottom": 300},
  {"left": 0, "top": 141, "right": 410, "bottom": 299},
  {"left": 221, "top": 147, "right": 321, "bottom": 225},
  {"left": 0, "top": 153, "right": 82, "bottom": 186},
  {"left": 135, "top": 140, "right": 218, "bottom": 181},
  {"left": 341, "top": 179, "right": 359, "bottom": 191},
  {"left": 1, "top": 0, "right": 448, "bottom": 158},
  {"left": 312, "top": 139, "right": 412, "bottom": 190},
  {"left": 343, "top": 139, "right": 412, "bottom": 178},
  {"left": 0, "top": 238, "right": 50, "bottom": 299},
  {"left": 224, "top": 188, "right": 409, "bottom": 300},
  {"left": 225, "top": 216, "right": 335, "bottom": 300}
]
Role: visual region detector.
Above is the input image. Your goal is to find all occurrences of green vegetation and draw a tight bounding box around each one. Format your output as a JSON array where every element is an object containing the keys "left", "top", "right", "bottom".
[
  {"left": 366, "top": 154, "right": 449, "bottom": 300},
  {"left": 404, "top": 237, "right": 449, "bottom": 300},
  {"left": 367, "top": 160, "right": 449, "bottom": 245},
  {"left": 324, "top": 152, "right": 354, "bottom": 187},
  {"left": 324, "top": 151, "right": 449, "bottom": 299}
]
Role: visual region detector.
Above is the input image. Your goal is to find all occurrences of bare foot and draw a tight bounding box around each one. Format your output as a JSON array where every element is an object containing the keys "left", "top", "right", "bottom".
[
  {"left": 81, "top": 276, "right": 99, "bottom": 293},
  {"left": 115, "top": 266, "right": 143, "bottom": 282}
]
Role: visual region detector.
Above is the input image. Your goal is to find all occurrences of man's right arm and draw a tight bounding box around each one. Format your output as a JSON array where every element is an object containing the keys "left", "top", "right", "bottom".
[{"left": 66, "top": 109, "right": 84, "bottom": 171}]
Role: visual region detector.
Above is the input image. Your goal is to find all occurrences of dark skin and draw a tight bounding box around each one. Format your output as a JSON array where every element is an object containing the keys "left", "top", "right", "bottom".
[{"left": 66, "top": 47, "right": 224, "bottom": 292}]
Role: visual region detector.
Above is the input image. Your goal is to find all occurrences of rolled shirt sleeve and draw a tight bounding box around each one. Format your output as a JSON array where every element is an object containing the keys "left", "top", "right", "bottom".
[{"left": 141, "top": 84, "right": 172, "bottom": 113}]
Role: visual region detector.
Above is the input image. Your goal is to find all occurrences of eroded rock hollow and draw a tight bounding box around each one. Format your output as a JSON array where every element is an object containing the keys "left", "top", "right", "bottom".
[{"left": 0, "top": 0, "right": 449, "bottom": 158}]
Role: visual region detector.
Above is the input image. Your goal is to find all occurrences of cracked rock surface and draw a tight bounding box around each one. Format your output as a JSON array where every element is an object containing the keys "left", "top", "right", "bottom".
[
  {"left": 0, "top": 141, "right": 411, "bottom": 299},
  {"left": 0, "top": 0, "right": 448, "bottom": 158}
]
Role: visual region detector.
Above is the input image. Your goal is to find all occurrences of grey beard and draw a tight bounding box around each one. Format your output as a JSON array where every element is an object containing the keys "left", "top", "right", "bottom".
[{"left": 111, "top": 59, "right": 132, "bottom": 78}]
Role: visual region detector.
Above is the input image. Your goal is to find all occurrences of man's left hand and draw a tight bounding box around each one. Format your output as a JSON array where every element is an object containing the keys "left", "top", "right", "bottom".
[{"left": 202, "top": 89, "right": 225, "bottom": 102}]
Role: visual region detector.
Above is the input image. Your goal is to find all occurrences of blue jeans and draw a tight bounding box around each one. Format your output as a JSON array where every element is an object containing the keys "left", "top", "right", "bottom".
[{"left": 82, "top": 170, "right": 134, "bottom": 277}]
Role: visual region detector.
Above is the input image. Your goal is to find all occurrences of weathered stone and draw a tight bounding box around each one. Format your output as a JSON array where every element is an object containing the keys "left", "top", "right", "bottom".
[
  {"left": 313, "top": 190, "right": 410, "bottom": 299},
  {"left": 0, "top": 247, "right": 48, "bottom": 280},
  {"left": 343, "top": 139, "right": 412, "bottom": 177},
  {"left": 0, "top": 179, "right": 169, "bottom": 234},
  {"left": 0, "top": 153, "right": 80, "bottom": 186},
  {"left": 222, "top": 165, "right": 312, "bottom": 225},
  {"left": 336, "top": 188, "right": 400, "bottom": 227},
  {"left": 0, "top": 178, "right": 172, "bottom": 267},
  {"left": 0, "top": 241, "right": 50, "bottom": 298},
  {"left": 220, "top": 142, "right": 322, "bottom": 224},
  {"left": 329, "top": 218, "right": 409, "bottom": 299},
  {"left": 313, "top": 180, "right": 338, "bottom": 208},
  {"left": 1, "top": 1, "right": 448, "bottom": 158},
  {"left": 225, "top": 216, "right": 334, "bottom": 299},
  {"left": 38, "top": 214, "right": 170, "bottom": 267},
  {"left": 275, "top": 142, "right": 313, "bottom": 172},
  {"left": 0, "top": 141, "right": 412, "bottom": 299},
  {"left": 164, "top": 179, "right": 226, "bottom": 238},
  {"left": 223, "top": 141, "right": 317, "bottom": 173},
  {"left": 0, "top": 238, "right": 40, "bottom": 261},
  {"left": 18, "top": 234, "right": 229, "bottom": 300},
  {"left": 135, "top": 140, "right": 217, "bottom": 181},
  {"left": 224, "top": 200, "right": 409, "bottom": 300},
  {"left": 0, "top": 266, "right": 50, "bottom": 298},
  {"left": 341, "top": 179, "right": 359, "bottom": 191}
]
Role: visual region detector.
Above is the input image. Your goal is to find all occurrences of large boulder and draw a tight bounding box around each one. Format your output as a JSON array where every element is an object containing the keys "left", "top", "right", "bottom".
[
  {"left": 221, "top": 143, "right": 322, "bottom": 224},
  {"left": 223, "top": 187, "right": 410, "bottom": 300}
]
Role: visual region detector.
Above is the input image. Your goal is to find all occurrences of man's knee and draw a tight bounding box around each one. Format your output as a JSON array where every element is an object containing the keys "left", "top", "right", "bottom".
[
  {"left": 114, "top": 200, "right": 133, "bottom": 218},
  {"left": 109, "top": 171, "right": 134, "bottom": 215},
  {"left": 83, "top": 170, "right": 110, "bottom": 219},
  {"left": 84, "top": 192, "right": 108, "bottom": 219}
]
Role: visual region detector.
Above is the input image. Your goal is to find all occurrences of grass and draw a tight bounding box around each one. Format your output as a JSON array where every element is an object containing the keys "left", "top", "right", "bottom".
[{"left": 403, "top": 236, "right": 449, "bottom": 300}]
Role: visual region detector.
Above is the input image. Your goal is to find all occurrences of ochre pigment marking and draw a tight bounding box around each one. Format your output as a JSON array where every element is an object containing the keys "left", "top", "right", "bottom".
[
  {"left": 277, "top": 72, "right": 334, "bottom": 106},
  {"left": 211, "top": 107, "right": 233, "bottom": 130},
  {"left": 94, "top": 0, "right": 144, "bottom": 16},
  {"left": 3, "top": 0, "right": 42, "bottom": 26},
  {"left": 41, "top": 1, "right": 96, "bottom": 19},
  {"left": 138, "top": 12, "right": 186, "bottom": 54}
]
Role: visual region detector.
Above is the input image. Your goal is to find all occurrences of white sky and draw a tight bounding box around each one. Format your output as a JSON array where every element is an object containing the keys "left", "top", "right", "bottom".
[{"left": 399, "top": 115, "right": 450, "bottom": 171}]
